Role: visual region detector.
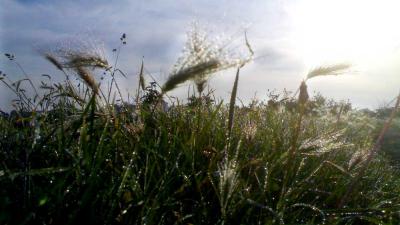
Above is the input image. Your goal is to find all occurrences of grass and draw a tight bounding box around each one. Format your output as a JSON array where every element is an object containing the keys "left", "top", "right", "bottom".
[{"left": 1, "top": 30, "right": 400, "bottom": 225}]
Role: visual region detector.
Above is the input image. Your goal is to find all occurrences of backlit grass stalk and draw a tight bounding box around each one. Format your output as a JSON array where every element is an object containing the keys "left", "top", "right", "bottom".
[
  {"left": 0, "top": 78, "right": 31, "bottom": 109},
  {"left": 279, "top": 80, "right": 308, "bottom": 212},
  {"left": 338, "top": 91, "right": 400, "bottom": 208},
  {"left": 227, "top": 68, "right": 240, "bottom": 140},
  {"left": 108, "top": 61, "right": 124, "bottom": 104},
  {"left": 218, "top": 140, "right": 241, "bottom": 221},
  {"left": 14, "top": 60, "right": 39, "bottom": 97},
  {"left": 280, "top": 64, "right": 351, "bottom": 211},
  {"left": 139, "top": 57, "right": 146, "bottom": 91}
]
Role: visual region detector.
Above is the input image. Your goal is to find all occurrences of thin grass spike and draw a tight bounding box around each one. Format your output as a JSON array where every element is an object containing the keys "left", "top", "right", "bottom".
[
  {"left": 139, "top": 58, "right": 146, "bottom": 90},
  {"left": 228, "top": 68, "right": 240, "bottom": 138}
]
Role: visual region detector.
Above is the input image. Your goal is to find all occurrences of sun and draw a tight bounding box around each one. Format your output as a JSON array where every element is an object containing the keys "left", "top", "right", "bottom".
[{"left": 288, "top": 0, "right": 400, "bottom": 70}]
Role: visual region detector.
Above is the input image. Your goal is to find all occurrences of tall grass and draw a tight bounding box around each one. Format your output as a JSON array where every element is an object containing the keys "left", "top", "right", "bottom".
[{"left": 1, "top": 30, "right": 400, "bottom": 225}]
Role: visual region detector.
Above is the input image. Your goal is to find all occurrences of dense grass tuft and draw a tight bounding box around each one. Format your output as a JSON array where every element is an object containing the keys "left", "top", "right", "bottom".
[{"left": 1, "top": 31, "right": 400, "bottom": 225}]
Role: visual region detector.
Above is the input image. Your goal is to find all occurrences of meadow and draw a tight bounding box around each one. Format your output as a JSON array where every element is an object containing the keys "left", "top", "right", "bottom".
[{"left": 1, "top": 30, "right": 400, "bottom": 224}]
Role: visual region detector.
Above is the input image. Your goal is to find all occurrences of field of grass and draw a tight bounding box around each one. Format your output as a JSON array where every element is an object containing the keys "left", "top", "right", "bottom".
[{"left": 1, "top": 31, "right": 400, "bottom": 224}]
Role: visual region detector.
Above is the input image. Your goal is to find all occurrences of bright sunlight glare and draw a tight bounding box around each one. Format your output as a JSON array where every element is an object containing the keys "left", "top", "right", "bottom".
[{"left": 288, "top": 0, "right": 400, "bottom": 71}]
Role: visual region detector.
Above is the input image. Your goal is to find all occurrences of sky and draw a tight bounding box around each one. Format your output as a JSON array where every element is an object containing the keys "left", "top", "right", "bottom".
[{"left": 1, "top": 0, "right": 400, "bottom": 111}]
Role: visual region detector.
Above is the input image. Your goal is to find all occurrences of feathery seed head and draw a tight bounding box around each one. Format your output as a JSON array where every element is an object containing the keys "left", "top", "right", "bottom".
[
  {"left": 164, "top": 22, "right": 253, "bottom": 93},
  {"left": 44, "top": 53, "right": 64, "bottom": 71},
  {"left": 306, "top": 63, "right": 351, "bottom": 80},
  {"left": 42, "top": 34, "right": 109, "bottom": 70},
  {"left": 76, "top": 66, "right": 98, "bottom": 94},
  {"left": 162, "top": 59, "right": 220, "bottom": 93}
]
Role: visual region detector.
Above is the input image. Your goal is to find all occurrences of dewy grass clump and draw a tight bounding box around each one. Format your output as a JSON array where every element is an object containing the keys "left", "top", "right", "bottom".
[{"left": 1, "top": 27, "right": 400, "bottom": 225}]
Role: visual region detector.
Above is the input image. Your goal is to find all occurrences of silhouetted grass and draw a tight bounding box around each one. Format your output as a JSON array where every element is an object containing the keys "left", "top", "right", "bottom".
[{"left": 1, "top": 30, "right": 400, "bottom": 225}]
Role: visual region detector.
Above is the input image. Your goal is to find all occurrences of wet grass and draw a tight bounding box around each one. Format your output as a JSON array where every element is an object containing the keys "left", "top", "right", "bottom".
[{"left": 1, "top": 31, "right": 400, "bottom": 224}]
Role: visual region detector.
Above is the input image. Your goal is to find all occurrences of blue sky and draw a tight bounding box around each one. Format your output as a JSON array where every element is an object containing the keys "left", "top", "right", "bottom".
[{"left": 1, "top": 0, "right": 400, "bottom": 111}]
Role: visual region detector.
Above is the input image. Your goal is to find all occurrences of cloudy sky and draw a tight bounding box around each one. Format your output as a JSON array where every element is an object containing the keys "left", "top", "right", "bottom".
[{"left": 1, "top": 0, "right": 400, "bottom": 111}]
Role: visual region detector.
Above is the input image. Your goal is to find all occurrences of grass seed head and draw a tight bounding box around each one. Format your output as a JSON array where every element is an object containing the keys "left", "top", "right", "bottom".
[
  {"left": 307, "top": 63, "right": 351, "bottom": 80},
  {"left": 76, "top": 66, "right": 98, "bottom": 94},
  {"left": 44, "top": 53, "right": 64, "bottom": 71},
  {"left": 139, "top": 59, "right": 146, "bottom": 90},
  {"left": 68, "top": 54, "right": 109, "bottom": 69},
  {"left": 298, "top": 81, "right": 309, "bottom": 105},
  {"left": 164, "top": 22, "right": 253, "bottom": 93},
  {"left": 163, "top": 59, "right": 220, "bottom": 93},
  {"left": 43, "top": 34, "right": 109, "bottom": 70},
  {"left": 195, "top": 79, "right": 207, "bottom": 93}
]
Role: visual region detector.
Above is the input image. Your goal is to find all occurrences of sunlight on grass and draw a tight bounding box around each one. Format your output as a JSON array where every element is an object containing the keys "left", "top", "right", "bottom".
[{"left": 1, "top": 21, "right": 400, "bottom": 225}]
